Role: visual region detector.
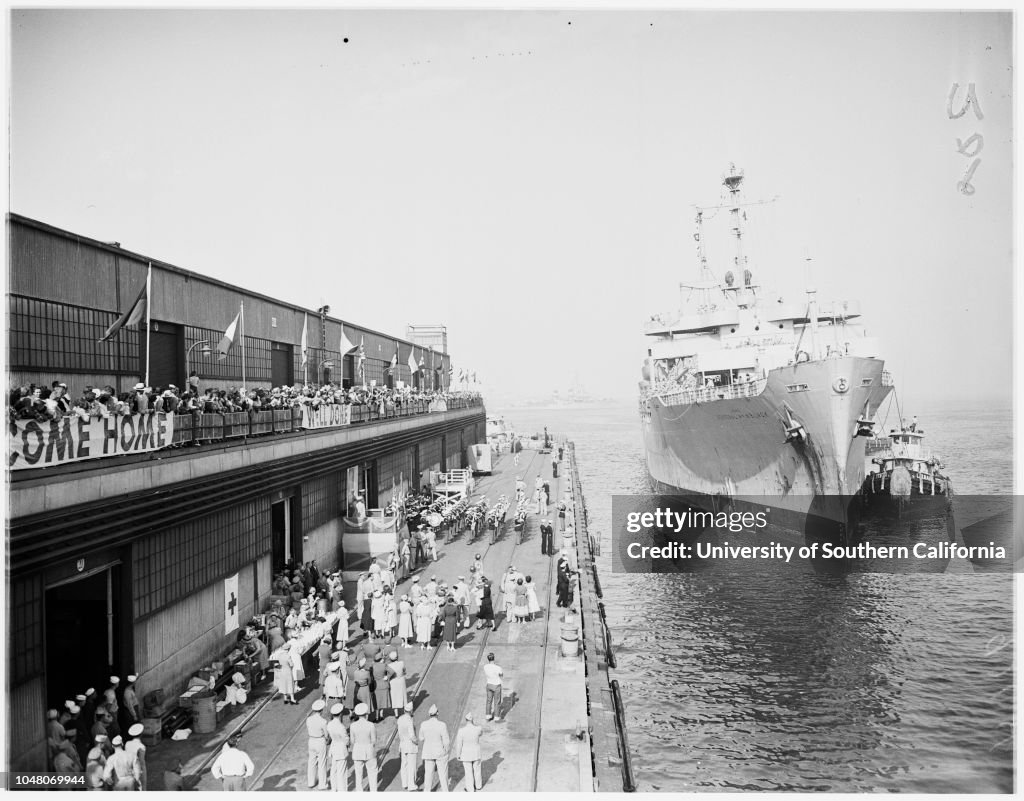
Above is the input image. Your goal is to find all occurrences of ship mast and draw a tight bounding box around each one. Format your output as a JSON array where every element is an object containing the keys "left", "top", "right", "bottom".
[{"left": 723, "top": 163, "right": 747, "bottom": 283}]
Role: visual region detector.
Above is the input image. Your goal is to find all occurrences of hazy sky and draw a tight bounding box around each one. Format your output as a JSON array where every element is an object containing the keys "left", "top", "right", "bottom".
[{"left": 8, "top": 7, "right": 1014, "bottom": 407}]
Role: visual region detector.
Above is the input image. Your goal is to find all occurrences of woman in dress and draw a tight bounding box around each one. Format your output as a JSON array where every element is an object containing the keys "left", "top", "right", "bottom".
[
  {"left": 275, "top": 641, "right": 298, "bottom": 704},
  {"left": 370, "top": 590, "right": 385, "bottom": 640},
  {"left": 371, "top": 652, "right": 389, "bottom": 722},
  {"left": 284, "top": 606, "right": 300, "bottom": 634},
  {"left": 477, "top": 580, "right": 495, "bottom": 631},
  {"left": 415, "top": 596, "right": 434, "bottom": 650},
  {"left": 384, "top": 590, "right": 398, "bottom": 640},
  {"left": 514, "top": 579, "right": 530, "bottom": 624},
  {"left": 442, "top": 596, "right": 460, "bottom": 652},
  {"left": 290, "top": 634, "right": 306, "bottom": 685},
  {"left": 525, "top": 575, "right": 541, "bottom": 622},
  {"left": 386, "top": 651, "right": 407, "bottom": 717},
  {"left": 360, "top": 575, "right": 375, "bottom": 639},
  {"left": 353, "top": 657, "right": 375, "bottom": 717},
  {"left": 397, "top": 595, "right": 414, "bottom": 648}
]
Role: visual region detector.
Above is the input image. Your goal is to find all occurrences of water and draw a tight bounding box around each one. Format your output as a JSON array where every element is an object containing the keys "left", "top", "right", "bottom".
[{"left": 490, "top": 400, "right": 1014, "bottom": 793}]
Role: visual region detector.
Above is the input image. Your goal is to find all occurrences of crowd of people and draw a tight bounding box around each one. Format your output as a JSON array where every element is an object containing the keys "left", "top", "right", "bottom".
[
  {"left": 8, "top": 378, "right": 481, "bottom": 424},
  {"left": 44, "top": 674, "right": 153, "bottom": 789},
  {"left": 60, "top": 440, "right": 578, "bottom": 791}
]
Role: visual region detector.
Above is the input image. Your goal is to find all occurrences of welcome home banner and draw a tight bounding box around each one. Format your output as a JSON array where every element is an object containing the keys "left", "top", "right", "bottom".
[
  {"left": 300, "top": 404, "right": 352, "bottom": 429},
  {"left": 9, "top": 412, "right": 176, "bottom": 470}
]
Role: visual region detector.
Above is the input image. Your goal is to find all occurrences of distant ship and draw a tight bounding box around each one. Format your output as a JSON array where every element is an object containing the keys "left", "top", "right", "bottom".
[{"left": 638, "top": 166, "right": 894, "bottom": 539}]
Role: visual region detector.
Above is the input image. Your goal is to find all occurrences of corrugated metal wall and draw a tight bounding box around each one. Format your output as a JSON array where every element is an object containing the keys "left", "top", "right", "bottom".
[
  {"left": 133, "top": 559, "right": 263, "bottom": 699},
  {"left": 418, "top": 437, "right": 442, "bottom": 477},
  {"left": 8, "top": 216, "right": 452, "bottom": 391},
  {"left": 132, "top": 497, "right": 271, "bottom": 620},
  {"left": 8, "top": 677, "right": 47, "bottom": 772}
]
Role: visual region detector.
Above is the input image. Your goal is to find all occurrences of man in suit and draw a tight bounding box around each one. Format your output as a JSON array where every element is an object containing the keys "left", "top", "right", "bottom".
[
  {"left": 453, "top": 713, "right": 483, "bottom": 792},
  {"left": 418, "top": 704, "right": 450, "bottom": 792},
  {"left": 540, "top": 519, "right": 553, "bottom": 556},
  {"left": 396, "top": 701, "right": 419, "bottom": 791},
  {"left": 350, "top": 703, "right": 378, "bottom": 791},
  {"left": 306, "top": 699, "right": 330, "bottom": 789},
  {"left": 327, "top": 704, "right": 350, "bottom": 792}
]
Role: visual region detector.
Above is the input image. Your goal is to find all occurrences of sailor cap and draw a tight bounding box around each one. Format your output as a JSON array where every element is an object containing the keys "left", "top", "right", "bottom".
[
  {"left": 128, "top": 723, "right": 144, "bottom": 737},
  {"left": 330, "top": 703, "right": 344, "bottom": 716},
  {"left": 312, "top": 700, "right": 326, "bottom": 711}
]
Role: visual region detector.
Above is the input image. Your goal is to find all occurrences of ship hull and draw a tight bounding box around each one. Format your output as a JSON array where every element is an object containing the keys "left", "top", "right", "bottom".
[{"left": 641, "top": 356, "right": 892, "bottom": 538}]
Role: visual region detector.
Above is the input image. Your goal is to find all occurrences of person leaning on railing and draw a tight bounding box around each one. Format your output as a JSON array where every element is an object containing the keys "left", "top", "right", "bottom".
[{"left": 7, "top": 379, "right": 481, "bottom": 425}]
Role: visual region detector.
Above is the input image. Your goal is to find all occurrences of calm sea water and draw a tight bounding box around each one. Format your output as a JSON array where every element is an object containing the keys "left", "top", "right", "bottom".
[{"left": 490, "top": 400, "right": 1014, "bottom": 793}]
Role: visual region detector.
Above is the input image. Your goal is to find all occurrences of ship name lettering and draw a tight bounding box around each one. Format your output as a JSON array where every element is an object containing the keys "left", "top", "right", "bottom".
[{"left": 714, "top": 411, "right": 769, "bottom": 421}]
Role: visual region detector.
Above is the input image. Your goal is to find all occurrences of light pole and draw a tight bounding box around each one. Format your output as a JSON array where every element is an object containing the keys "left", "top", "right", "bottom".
[{"left": 186, "top": 339, "right": 211, "bottom": 385}]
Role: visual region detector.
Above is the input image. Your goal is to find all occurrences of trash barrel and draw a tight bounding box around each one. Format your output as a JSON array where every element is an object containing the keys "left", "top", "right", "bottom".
[
  {"left": 560, "top": 614, "right": 580, "bottom": 657},
  {"left": 192, "top": 693, "right": 217, "bottom": 733}
]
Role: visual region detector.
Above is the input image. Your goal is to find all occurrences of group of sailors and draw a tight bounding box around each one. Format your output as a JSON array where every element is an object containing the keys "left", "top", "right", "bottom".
[
  {"left": 44, "top": 674, "right": 151, "bottom": 790},
  {"left": 296, "top": 699, "right": 484, "bottom": 792}
]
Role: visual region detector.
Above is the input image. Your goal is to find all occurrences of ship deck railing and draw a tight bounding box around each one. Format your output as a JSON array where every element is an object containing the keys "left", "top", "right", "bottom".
[{"left": 643, "top": 376, "right": 767, "bottom": 407}]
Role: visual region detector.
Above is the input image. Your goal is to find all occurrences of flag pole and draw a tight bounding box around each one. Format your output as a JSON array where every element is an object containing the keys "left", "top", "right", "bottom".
[
  {"left": 144, "top": 262, "right": 152, "bottom": 387},
  {"left": 241, "top": 301, "right": 246, "bottom": 388}
]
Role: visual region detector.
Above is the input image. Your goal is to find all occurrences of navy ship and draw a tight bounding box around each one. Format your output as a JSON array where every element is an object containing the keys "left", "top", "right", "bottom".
[{"left": 638, "top": 166, "right": 894, "bottom": 539}]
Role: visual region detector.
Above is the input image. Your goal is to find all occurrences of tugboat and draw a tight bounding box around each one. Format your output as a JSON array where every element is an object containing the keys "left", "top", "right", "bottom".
[
  {"left": 863, "top": 426, "right": 952, "bottom": 504},
  {"left": 859, "top": 423, "right": 954, "bottom": 543}
]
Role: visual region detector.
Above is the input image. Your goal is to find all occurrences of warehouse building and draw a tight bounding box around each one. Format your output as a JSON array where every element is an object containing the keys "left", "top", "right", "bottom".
[{"left": 6, "top": 214, "right": 486, "bottom": 770}]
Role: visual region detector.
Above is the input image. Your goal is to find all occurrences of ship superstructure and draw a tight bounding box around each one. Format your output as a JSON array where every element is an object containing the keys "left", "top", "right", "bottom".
[{"left": 639, "top": 166, "right": 894, "bottom": 536}]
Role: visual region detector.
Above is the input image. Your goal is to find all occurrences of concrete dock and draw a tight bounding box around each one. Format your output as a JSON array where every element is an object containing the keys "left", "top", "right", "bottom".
[{"left": 144, "top": 443, "right": 614, "bottom": 792}]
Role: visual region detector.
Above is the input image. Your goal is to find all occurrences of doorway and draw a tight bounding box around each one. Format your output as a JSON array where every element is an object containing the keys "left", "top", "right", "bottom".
[
  {"left": 271, "top": 498, "right": 301, "bottom": 573},
  {"left": 144, "top": 322, "right": 183, "bottom": 390},
  {"left": 45, "top": 565, "right": 122, "bottom": 709},
  {"left": 271, "top": 343, "right": 294, "bottom": 389}
]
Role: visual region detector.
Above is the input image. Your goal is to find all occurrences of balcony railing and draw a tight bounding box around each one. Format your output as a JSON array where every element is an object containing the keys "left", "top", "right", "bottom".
[
  {"left": 179, "top": 397, "right": 482, "bottom": 442},
  {"left": 10, "top": 396, "right": 483, "bottom": 472}
]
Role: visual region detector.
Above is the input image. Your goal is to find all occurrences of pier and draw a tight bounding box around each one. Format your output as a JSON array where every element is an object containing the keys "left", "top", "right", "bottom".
[{"left": 142, "top": 443, "right": 630, "bottom": 791}]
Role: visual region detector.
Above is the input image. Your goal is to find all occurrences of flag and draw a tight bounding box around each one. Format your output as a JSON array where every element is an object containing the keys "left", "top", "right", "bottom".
[
  {"left": 300, "top": 314, "right": 309, "bottom": 367},
  {"left": 98, "top": 279, "right": 147, "bottom": 342},
  {"left": 388, "top": 345, "right": 399, "bottom": 375},
  {"left": 340, "top": 326, "right": 356, "bottom": 355},
  {"left": 217, "top": 309, "right": 241, "bottom": 359},
  {"left": 408, "top": 350, "right": 419, "bottom": 374}
]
